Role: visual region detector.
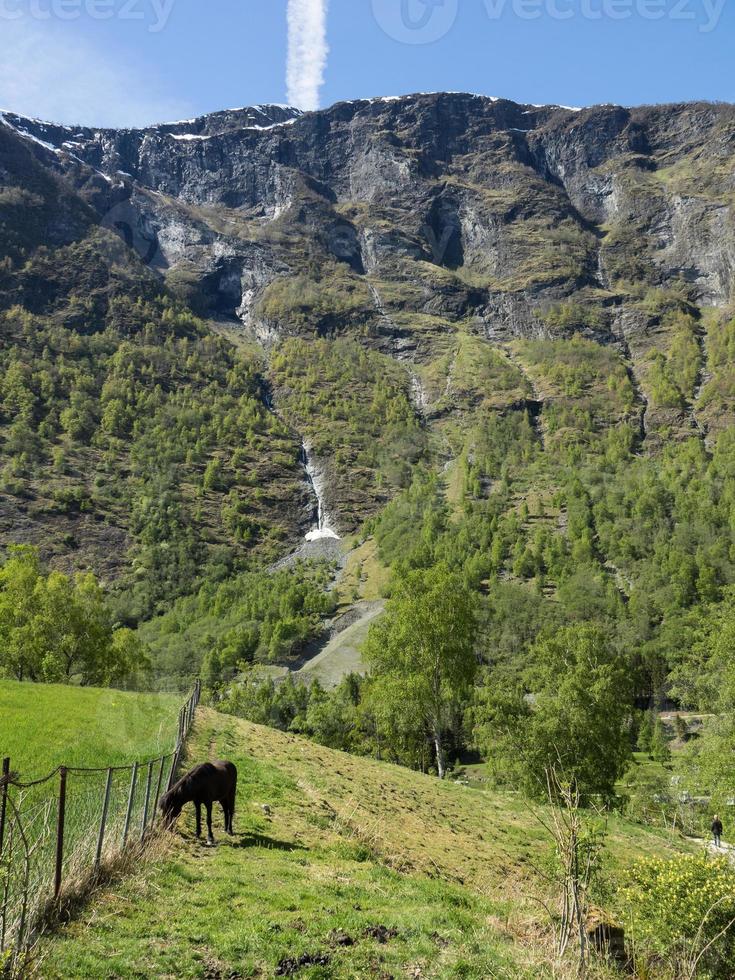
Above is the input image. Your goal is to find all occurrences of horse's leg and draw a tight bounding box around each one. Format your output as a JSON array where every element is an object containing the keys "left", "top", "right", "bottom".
[
  {"left": 195, "top": 802, "right": 202, "bottom": 838},
  {"left": 228, "top": 792, "right": 236, "bottom": 834},
  {"left": 206, "top": 802, "right": 214, "bottom": 844}
]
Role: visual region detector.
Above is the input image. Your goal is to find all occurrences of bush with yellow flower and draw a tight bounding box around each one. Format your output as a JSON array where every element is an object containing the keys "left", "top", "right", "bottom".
[{"left": 619, "top": 854, "right": 735, "bottom": 978}]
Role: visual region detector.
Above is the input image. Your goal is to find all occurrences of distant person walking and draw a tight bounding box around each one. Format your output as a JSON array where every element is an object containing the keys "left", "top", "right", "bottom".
[{"left": 712, "top": 815, "right": 723, "bottom": 848}]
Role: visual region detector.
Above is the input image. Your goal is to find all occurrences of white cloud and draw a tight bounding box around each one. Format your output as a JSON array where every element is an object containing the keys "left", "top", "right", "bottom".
[
  {"left": 0, "top": 19, "right": 192, "bottom": 127},
  {"left": 286, "top": 0, "right": 329, "bottom": 112}
]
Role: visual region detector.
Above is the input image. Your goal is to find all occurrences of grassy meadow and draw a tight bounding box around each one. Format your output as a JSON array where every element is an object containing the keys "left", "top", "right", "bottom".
[
  {"left": 0, "top": 681, "right": 188, "bottom": 961},
  {"left": 0, "top": 681, "right": 184, "bottom": 777},
  {"left": 36, "top": 708, "right": 696, "bottom": 979}
]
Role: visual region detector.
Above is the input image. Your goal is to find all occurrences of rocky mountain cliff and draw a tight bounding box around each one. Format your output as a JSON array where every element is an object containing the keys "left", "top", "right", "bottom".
[
  {"left": 6, "top": 94, "right": 734, "bottom": 304},
  {"left": 1, "top": 92, "right": 734, "bottom": 591}
]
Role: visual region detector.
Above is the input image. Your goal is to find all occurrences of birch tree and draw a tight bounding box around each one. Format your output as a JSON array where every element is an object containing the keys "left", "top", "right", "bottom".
[{"left": 364, "top": 564, "right": 477, "bottom": 778}]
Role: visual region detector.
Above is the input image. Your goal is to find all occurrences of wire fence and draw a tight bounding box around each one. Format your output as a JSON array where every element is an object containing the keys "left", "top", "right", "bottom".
[{"left": 0, "top": 680, "right": 201, "bottom": 968}]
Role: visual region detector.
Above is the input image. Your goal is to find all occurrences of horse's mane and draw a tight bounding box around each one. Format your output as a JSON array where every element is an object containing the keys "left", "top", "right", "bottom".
[
  {"left": 165, "top": 762, "right": 212, "bottom": 804},
  {"left": 160, "top": 772, "right": 188, "bottom": 808}
]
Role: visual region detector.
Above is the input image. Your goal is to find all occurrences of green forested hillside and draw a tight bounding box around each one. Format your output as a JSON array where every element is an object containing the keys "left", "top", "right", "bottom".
[
  {"left": 5, "top": 93, "right": 735, "bottom": 977},
  {"left": 0, "top": 237, "right": 309, "bottom": 620},
  {"left": 3, "top": 97, "right": 735, "bottom": 751}
]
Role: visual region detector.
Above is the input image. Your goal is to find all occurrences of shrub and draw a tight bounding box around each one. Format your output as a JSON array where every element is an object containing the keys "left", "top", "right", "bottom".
[{"left": 619, "top": 854, "right": 735, "bottom": 978}]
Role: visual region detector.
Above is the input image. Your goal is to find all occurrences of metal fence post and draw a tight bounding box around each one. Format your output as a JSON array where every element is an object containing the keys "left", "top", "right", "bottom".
[
  {"left": 167, "top": 747, "right": 180, "bottom": 792},
  {"left": 0, "top": 807, "right": 12, "bottom": 952},
  {"left": 54, "top": 768, "right": 67, "bottom": 899},
  {"left": 0, "top": 757, "right": 9, "bottom": 858},
  {"left": 140, "top": 762, "right": 153, "bottom": 841},
  {"left": 166, "top": 749, "right": 178, "bottom": 792},
  {"left": 122, "top": 762, "right": 138, "bottom": 847},
  {"left": 152, "top": 756, "right": 165, "bottom": 817},
  {"left": 95, "top": 768, "right": 114, "bottom": 870}
]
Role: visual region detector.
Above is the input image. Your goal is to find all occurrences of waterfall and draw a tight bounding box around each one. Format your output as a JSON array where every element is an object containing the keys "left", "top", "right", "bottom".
[{"left": 302, "top": 443, "right": 340, "bottom": 542}]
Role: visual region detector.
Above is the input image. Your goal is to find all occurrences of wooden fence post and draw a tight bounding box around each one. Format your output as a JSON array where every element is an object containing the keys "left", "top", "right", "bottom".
[
  {"left": 140, "top": 762, "right": 153, "bottom": 841},
  {"left": 95, "top": 768, "right": 114, "bottom": 870},
  {"left": 122, "top": 762, "right": 138, "bottom": 847},
  {"left": 0, "top": 757, "right": 9, "bottom": 858},
  {"left": 54, "top": 768, "right": 67, "bottom": 899}
]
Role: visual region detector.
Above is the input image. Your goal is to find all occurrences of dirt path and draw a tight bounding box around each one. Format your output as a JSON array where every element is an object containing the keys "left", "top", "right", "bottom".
[{"left": 684, "top": 837, "right": 735, "bottom": 862}]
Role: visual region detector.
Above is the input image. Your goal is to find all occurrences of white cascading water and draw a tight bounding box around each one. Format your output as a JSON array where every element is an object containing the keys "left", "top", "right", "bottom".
[{"left": 303, "top": 443, "right": 340, "bottom": 542}]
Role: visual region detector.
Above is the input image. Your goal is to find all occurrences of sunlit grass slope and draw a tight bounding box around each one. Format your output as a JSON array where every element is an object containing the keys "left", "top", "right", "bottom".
[
  {"left": 0, "top": 681, "right": 183, "bottom": 777},
  {"left": 39, "top": 708, "right": 694, "bottom": 979}
]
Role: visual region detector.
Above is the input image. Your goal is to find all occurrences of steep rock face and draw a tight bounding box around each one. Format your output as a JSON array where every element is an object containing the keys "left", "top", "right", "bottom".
[
  {"left": 6, "top": 93, "right": 734, "bottom": 323},
  {"left": 2, "top": 92, "right": 735, "bottom": 553}
]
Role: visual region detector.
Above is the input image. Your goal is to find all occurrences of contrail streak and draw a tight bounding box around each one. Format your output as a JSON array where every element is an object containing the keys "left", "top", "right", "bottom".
[{"left": 287, "top": 0, "right": 329, "bottom": 111}]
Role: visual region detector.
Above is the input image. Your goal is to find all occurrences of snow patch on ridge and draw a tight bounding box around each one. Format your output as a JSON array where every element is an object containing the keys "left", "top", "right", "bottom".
[{"left": 0, "top": 114, "right": 57, "bottom": 152}]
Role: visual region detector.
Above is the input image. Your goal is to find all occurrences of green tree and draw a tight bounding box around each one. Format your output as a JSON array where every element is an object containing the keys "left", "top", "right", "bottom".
[
  {"left": 651, "top": 718, "right": 672, "bottom": 765},
  {"left": 363, "top": 564, "right": 478, "bottom": 778},
  {"left": 670, "top": 589, "right": 735, "bottom": 809},
  {"left": 638, "top": 710, "right": 654, "bottom": 754},
  {"left": 0, "top": 547, "right": 148, "bottom": 685},
  {"left": 475, "top": 623, "right": 632, "bottom": 803},
  {"left": 0, "top": 546, "right": 45, "bottom": 680}
]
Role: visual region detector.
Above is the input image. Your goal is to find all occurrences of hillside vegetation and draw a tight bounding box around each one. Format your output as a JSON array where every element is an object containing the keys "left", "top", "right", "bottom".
[{"left": 38, "top": 709, "right": 692, "bottom": 980}]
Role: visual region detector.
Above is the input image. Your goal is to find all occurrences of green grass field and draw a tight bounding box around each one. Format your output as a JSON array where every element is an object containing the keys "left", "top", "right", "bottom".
[
  {"left": 36, "top": 708, "right": 696, "bottom": 979},
  {"left": 0, "top": 681, "right": 184, "bottom": 778},
  {"left": 0, "top": 682, "right": 187, "bottom": 963}
]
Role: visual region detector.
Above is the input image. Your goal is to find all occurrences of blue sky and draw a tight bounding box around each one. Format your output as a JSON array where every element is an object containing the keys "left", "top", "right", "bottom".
[{"left": 0, "top": 0, "right": 733, "bottom": 127}]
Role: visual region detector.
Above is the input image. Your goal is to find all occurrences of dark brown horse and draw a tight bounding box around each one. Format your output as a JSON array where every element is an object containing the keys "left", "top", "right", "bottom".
[{"left": 159, "top": 760, "right": 237, "bottom": 844}]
